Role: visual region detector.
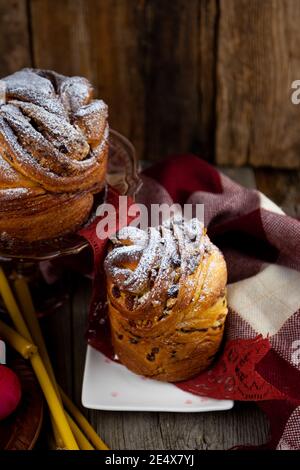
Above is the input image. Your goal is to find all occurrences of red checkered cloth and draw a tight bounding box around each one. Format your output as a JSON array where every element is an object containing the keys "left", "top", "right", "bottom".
[{"left": 82, "top": 154, "right": 300, "bottom": 450}]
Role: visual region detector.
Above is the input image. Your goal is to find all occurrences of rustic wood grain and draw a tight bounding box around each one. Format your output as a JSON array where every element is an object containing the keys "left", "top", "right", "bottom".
[
  {"left": 30, "top": 0, "right": 145, "bottom": 159},
  {"left": 157, "top": 404, "right": 269, "bottom": 450},
  {"left": 41, "top": 277, "right": 73, "bottom": 396},
  {"left": 30, "top": 0, "right": 91, "bottom": 76},
  {"left": 29, "top": 0, "right": 218, "bottom": 161},
  {"left": 4, "top": 0, "right": 299, "bottom": 167},
  {"left": 198, "top": 0, "right": 218, "bottom": 161},
  {"left": 219, "top": 166, "right": 257, "bottom": 189},
  {"left": 70, "top": 273, "right": 91, "bottom": 406},
  {"left": 0, "top": 0, "right": 31, "bottom": 76},
  {"left": 87, "top": 403, "right": 269, "bottom": 450},
  {"left": 255, "top": 168, "right": 300, "bottom": 218},
  {"left": 143, "top": 0, "right": 200, "bottom": 161},
  {"left": 216, "top": 0, "right": 300, "bottom": 168}
]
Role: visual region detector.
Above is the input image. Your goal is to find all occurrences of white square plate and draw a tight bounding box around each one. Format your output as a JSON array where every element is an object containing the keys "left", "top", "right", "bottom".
[{"left": 82, "top": 346, "right": 234, "bottom": 412}]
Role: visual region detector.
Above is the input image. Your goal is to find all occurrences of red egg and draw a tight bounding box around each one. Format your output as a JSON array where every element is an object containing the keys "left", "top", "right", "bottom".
[{"left": 0, "top": 365, "right": 22, "bottom": 421}]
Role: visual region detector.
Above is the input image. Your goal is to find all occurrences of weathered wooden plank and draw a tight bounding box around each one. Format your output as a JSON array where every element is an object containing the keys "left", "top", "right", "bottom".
[
  {"left": 30, "top": 0, "right": 92, "bottom": 76},
  {"left": 90, "top": 411, "right": 164, "bottom": 451},
  {"left": 0, "top": 0, "right": 31, "bottom": 76},
  {"left": 198, "top": 0, "right": 218, "bottom": 161},
  {"left": 3, "top": 0, "right": 300, "bottom": 170},
  {"left": 41, "top": 277, "right": 73, "bottom": 396},
  {"left": 87, "top": 403, "right": 269, "bottom": 450},
  {"left": 219, "top": 166, "right": 257, "bottom": 189},
  {"left": 255, "top": 168, "right": 300, "bottom": 218},
  {"left": 216, "top": 0, "right": 300, "bottom": 168},
  {"left": 30, "top": 0, "right": 145, "bottom": 159},
  {"left": 70, "top": 274, "right": 91, "bottom": 407},
  {"left": 29, "top": 0, "right": 218, "bottom": 163},
  {"left": 158, "top": 404, "right": 269, "bottom": 450},
  {"left": 143, "top": 0, "right": 200, "bottom": 161}
]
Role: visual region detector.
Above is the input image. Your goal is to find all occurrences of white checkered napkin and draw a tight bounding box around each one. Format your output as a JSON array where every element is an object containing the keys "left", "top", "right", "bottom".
[
  {"left": 227, "top": 192, "right": 300, "bottom": 349},
  {"left": 258, "top": 192, "right": 285, "bottom": 216},
  {"left": 225, "top": 193, "right": 300, "bottom": 450},
  {"left": 0, "top": 339, "right": 6, "bottom": 364},
  {"left": 227, "top": 264, "right": 300, "bottom": 338},
  {"left": 277, "top": 407, "right": 300, "bottom": 450}
]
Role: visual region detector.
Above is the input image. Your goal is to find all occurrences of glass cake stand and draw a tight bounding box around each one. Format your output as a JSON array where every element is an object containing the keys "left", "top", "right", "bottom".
[{"left": 0, "top": 129, "right": 142, "bottom": 316}]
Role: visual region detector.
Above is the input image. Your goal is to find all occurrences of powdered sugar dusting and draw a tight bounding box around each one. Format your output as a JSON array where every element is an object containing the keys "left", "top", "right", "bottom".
[
  {"left": 104, "top": 218, "right": 208, "bottom": 309},
  {"left": 0, "top": 187, "right": 30, "bottom": 200},
  {"left": 0, "top": 152, "right": 18, "bottom": 179},
  {"left": 0, "top": 68, "right": 108, "bottom": 195}
]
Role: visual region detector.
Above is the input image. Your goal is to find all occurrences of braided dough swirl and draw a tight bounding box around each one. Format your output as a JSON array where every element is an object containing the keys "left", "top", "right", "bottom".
[
  {"left": 105, "top": 218, "right": 228, "bottom": 382},
  {"left": 0, "top": 68, "right": 108, "bottom": 242}
]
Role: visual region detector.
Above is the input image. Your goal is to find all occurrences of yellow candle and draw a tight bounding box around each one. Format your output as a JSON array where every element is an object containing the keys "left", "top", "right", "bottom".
[
  {"left": 13, "top": 276, "right": 66, "bottom": 449},
  {"left": 0, "top": 318, "right": 78, "bottom": 450},
  {"left": 67, "top": 413, "right": 94, "bottom": 450},
  {"left": 14, "top": 273, "right": 108, "bottom": 451},
  {"left": 60, "top": 388, "right": 109, "bottom": 451},
  {"left": 0, "top": 268, "right": 31, "bottom": 341},
  {"left": 0, "top": 269, "right": 79, "bottom": 451},
  {"left": 14, "top": 274, "right": 102, "bottom": 450},
  {"left": 14, "top": 276, "right": 53, "bottom": 372},
  {"left": 30, "top": 354, "right": 79, "bottom": 450},
  {"left": 0, "top": 319, "right": 37, "bottom": 359}
]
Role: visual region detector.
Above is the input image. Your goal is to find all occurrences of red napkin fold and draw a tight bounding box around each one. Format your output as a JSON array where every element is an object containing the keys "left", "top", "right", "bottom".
[{"left": 81, "top": 154, "right": 300, "bottom": 450}]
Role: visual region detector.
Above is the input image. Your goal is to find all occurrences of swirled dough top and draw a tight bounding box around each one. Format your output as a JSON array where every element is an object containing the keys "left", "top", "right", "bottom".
[
  {"left": 0, "top": 68, "right": 109, "bottom": 197},
  {"left": 105, "top": 218, "right": 220, "bottom": 311}
]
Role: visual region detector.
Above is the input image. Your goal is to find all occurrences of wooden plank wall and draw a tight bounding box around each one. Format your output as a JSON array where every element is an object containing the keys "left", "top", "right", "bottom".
[{"left": 0, "top": 0, "right": 300, "bottom": 167}]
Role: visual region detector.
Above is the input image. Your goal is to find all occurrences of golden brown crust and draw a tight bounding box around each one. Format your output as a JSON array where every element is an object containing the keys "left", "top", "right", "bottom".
[
  {"left": 0, "top": 68, "right": 108, "bottom": 242},
  {"left": 105, "top": 218, "right": 228, "bottom": 382},
  {"left": 0, "top": 191, "right": 93, "bottom": 242}
]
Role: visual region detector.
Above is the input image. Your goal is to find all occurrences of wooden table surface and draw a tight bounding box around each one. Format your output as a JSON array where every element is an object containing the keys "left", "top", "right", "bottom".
[{"left": 42, "top": 167, "right": 299, "bottom": 450}]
